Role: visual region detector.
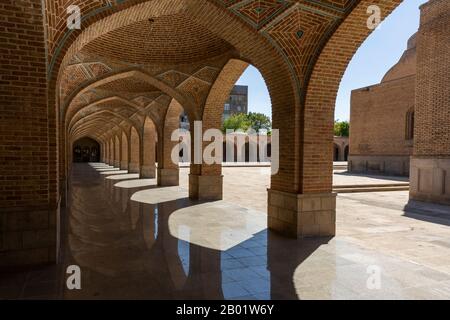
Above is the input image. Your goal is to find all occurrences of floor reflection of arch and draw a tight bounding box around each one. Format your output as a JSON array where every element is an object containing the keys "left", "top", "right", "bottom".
[{"left": 66, "top": 163, "right": 335, "bottom": 300}]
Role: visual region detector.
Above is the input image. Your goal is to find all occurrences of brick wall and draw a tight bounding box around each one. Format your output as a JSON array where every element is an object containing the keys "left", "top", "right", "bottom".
[
  {"left": 348, "top": 28, "right": 417, "bottom": 176},
  {"left": 350, "top": 80, "right": 416, "bottom": 154},
  {"left": 0, "top": 0, "right": 58, "bottom": 267},
  {"left": 414, "top": 0, "right": 450, "bottom": 157},
  {"left": 410, "top": 0, "right": 450, "bottom": 205}
]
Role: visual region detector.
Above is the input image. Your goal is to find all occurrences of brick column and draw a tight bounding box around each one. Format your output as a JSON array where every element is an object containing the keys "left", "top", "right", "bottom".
[
  {"left": 157, "top": 102, "right": 181, "bottom": 186},
  {"left": 120, "top": 132, "right": 128, "bottom": 170},
  {"left": 189, "top": 171, "right": 223, "bottom": 201},
  {"left": 188, "top": 121, "right": 223, "bottom": 201},
  {"left": 410, "top": 0, "right": 450, "bottom": 205},
  {"left": 0, "top": 0, "right": 58, "bottom": 267},
  {"left": 100, "top": 142, "right": 105, "bottom": 163},
  {"left": 105, "top": 139, "right": 110, "bottom": 165},
  {"left": 109, "top": 137, "right": 115, "bottom": 166},
  {"left": 141, "top": 119, "right": 156, "bottom": 178},
  {"left": 114, "top": 135, "right": 120, "bottom": 168},
  {"left": 129, "top": 127, "right": 140, "bottom": 174},
  {"left": 268, "top": 190, "right": 336, "bottom": 237}
]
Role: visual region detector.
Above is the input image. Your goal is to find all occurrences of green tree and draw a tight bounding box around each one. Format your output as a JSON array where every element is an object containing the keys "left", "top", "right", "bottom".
[
  {"left": 222, "top": 113, "right": 251, "bottom": 132},
  {"left": 222, "top": 112, "right": 272, "bottom": 133},
  {"left": 334, "top": 120, "right": 350, "bottom": 137},
  {"left": 247, "top": 112, "right": 272, "bottom": 132}
]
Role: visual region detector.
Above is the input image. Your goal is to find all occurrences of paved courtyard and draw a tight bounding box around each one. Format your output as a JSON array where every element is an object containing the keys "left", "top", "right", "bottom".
[{"left": 2, "top": 163, "right": 450, "bottom": 300}]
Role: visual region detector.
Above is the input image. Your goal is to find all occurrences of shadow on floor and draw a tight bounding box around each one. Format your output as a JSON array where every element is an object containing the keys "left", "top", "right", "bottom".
[
  {"left": 334, "top": 171, "right": 409, "bottom": 182},
  {"left": 64, "top": 163, "right": 331, "bottom": 300},
  {"left": 403, "top": 199, "right": 450, "bottom": 226},
  {"left": 1, "top": 163, "right": 331, "bottom": 300}
]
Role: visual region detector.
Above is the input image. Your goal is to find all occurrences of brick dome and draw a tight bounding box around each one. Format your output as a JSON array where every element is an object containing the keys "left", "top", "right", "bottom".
[{"left": 82, "top": 14, "right": 233, "bottom": 64}]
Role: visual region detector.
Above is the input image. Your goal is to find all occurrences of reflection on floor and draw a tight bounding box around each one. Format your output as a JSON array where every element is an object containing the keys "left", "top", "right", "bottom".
[{"left": 2, "top": 163, "right": 450, "bottom": 299}]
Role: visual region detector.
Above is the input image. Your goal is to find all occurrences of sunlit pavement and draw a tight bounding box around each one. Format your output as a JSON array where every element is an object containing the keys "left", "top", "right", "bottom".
[{"left": 2, "top": 163, "right": 450, "bottom": 299}]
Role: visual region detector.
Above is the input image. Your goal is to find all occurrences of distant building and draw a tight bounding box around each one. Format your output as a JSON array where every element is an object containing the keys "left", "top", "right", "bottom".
[
  {"left": 223, "top": 85, "right": 248, "bottom": 121},
  {"left": 180, "top": 85, "right": 249, "bottom": 129},
  {"left": 349, "top": 33, "right": 416, "bottom": 176}
]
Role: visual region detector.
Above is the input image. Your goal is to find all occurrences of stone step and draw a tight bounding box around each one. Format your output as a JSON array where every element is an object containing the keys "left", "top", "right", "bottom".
[
  {"left": 333, "top": 183, "right": 409, "bottom": 188},
  {"left": 333, "top": 185, "right": 410, "bottom": 193}
]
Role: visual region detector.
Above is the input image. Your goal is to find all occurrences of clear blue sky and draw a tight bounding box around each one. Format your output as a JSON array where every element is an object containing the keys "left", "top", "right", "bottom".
[{"left": 236, "top": 0, "right": 427, "bottom": 121}]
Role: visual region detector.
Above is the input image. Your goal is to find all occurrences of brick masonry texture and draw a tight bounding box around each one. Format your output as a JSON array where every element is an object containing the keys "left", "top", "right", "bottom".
[
  {"left": 0, "top": 0, "right": 57, "bottom": 266},
  {"left": 349, "top": 33, "right": 416, "bottom": 176},
  {"left": 410, "top": 0, "right": 450, "bottom": 205},
  {"left": 9, "top": 0, "right": 448, "bottom": 265}
]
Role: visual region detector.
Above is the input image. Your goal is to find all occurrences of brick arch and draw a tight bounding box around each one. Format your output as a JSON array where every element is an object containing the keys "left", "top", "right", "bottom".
[
  {"left": 53, "top": 0, "right": 296, "bottom": 128},
  {"left": 62, "top": 70, "right": 192, "bottom": 125},
  {"left": 35, "top": 0, "right": 407, "bottom": 245},
  {"left": 69, "top": 116, "right": 129, "bottom": 155},
  {"left": 189, "top": 58, "right": 249, "bottom": 198},
  {"left": 66, "top": 95, "right": 142, "bottom": 123},
  {"left": 141, "top": 116, "right": 157, "bottom": 178},
  {"left": 202, "top": 59, "right": 249, "bottom": 130},
  {"left": 71, "top": 132, "right": 105, "bottom": 146},
  {"left": 157, "top": 98, "right": 185, "bottom": 186},
  {"left": 62, "top": 92, "right": 143, "bottom": 179},
  {"left": 69, "top": 109, "right": 137, "bottom": 134},
  {"left": 50, "top": 0, "right": 298, "bottom": 206},
  {"left": 53, "top": 0, "right": 289, "bottom": 82},
  {"left": 301, "top": 0, "right": 402, "bottom": 194},
  {"left": 69, "top": 136, "right": 102, "bottom": 164},
  {"left": 70, "top": 117, "right": 123, "bottom": 139},
  {"left": 183, "top": 2, "right": 300, "bottom": 195},
  {"left": 69, "top": 123, "right": 130, "bottom": 161}
]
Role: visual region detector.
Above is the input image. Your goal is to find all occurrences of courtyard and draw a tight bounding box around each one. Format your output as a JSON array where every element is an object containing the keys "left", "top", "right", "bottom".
[
  {"left": 2, "top": 163, "right": 450, "bottom": 300},
  {"left": 1, "top": 0, "right": 449, "bottom": 305}
]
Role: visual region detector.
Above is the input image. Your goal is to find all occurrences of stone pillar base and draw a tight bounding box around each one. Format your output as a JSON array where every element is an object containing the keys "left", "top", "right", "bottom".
[
  {"left": 120, "top": 161, "right": 128, "bottom": 171},
  {"left": 267, "top": 189, "right": 336, "bottom": 238},
  {"left": 189, "top": 174, "right": 223, "bottom": 200},
  {"left": 114, "top": 160, "right": 120, "bottom": 168},
  {"left": 128, "top": 162, "right": 140, "bottom": 174},
  {"left": 157, "top": 168, "right": 179, "bottom": 186},
  {"left": 410, "top": 157, "right": 450, "bottom": 205},
  {"left": 141, "top": 164, "right": 156, "bottom": 178}
]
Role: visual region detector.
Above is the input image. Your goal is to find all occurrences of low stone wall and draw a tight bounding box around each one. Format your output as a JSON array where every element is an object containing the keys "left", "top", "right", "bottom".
[
  {"left": 410, "top": 157, "right": 450, "bottom": 205},
  {"left": 348, "top": 155, "right": 410, "bottom": 176}
]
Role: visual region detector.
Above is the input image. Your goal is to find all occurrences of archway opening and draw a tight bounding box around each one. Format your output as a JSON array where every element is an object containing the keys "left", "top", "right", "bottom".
[
  {"left": 196, "top": 62, "right": 273, "bottom": 215},
  {"left": 73, "top": 137, "right": 100, "bottom": 163},
  {"left": 333, "top": 144, "right": 340, "bottom": 162}
]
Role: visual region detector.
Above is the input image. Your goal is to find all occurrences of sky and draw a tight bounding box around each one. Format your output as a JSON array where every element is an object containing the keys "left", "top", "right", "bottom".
[{"left": 236, "top": 0, "right": 427, "bottom": 121}]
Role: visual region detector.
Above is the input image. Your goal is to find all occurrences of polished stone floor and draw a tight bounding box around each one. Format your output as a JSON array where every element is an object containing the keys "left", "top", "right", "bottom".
[{"left": 2, "top": 163, "right": 450, "bottom": 300}]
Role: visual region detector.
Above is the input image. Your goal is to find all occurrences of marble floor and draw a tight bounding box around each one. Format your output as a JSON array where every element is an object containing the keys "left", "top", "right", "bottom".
[{"left": 2, "top": 162, "right": 450, "bottom": 300}]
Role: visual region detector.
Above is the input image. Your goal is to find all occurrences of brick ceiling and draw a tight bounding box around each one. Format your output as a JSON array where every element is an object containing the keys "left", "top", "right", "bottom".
[{"left": 82, "top": 13, "right": 233, "bottom": 64}]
